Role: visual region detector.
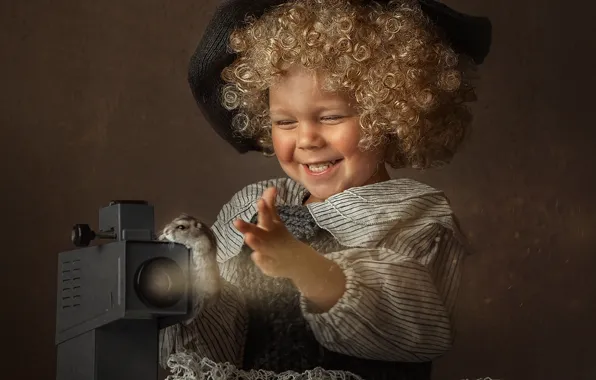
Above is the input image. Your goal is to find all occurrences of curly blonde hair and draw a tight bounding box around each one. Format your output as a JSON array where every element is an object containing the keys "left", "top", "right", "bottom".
[{"left": 221, "top": 0, "right": 477, "bottom": 169}]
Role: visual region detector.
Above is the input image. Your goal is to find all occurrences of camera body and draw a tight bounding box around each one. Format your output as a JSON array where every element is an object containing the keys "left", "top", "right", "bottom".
[{"left": 55, "top": 201, "right": 194, "bottom": 380}]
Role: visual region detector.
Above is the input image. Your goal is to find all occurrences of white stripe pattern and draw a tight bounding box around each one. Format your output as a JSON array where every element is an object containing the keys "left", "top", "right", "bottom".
[{"left": 159, "top": 177, "right": 468, "bottom": 368}]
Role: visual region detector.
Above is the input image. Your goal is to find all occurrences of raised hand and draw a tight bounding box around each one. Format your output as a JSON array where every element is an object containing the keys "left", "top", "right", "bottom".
[{"left": 233, "top": 187, "right": 312, "bottom": 279}]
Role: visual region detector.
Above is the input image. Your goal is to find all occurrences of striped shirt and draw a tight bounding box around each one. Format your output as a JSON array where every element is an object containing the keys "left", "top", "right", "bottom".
[{"left": 159, "top": 177, "right": 467, "bottom": 369}]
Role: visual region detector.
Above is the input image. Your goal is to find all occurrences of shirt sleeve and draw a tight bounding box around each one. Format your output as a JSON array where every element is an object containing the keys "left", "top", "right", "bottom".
[
  {"left": 299, "top": 222, "right": 465, "bottom": 362},
  {"left": 158, "top": 255, "right": 248, "bottom": 368}
]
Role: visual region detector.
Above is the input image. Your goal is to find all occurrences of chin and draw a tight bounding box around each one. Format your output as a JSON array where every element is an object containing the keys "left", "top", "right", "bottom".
[{"left": 302, "top": 181, "right": 347, "bottom": 202}]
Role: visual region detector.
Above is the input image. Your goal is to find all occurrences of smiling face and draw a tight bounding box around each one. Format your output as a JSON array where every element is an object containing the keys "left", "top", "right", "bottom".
[{"left": 269, "top": 66, "right": 389, "bottom": 204}]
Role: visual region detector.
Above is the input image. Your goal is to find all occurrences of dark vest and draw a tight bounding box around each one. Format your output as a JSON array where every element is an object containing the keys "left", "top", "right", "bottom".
[{"left": 237, "top": 205, "right": 432, "bottom": 380}]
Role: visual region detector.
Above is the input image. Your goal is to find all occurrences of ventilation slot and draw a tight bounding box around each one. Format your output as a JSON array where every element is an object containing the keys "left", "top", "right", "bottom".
[{"left": 61, "top": 259, "right": 81, "bottom": 309}]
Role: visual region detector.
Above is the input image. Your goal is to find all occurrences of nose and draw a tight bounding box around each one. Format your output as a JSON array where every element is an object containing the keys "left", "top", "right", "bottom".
[{"left": 296, "top": 120, "right": 325, "bottom": 150}]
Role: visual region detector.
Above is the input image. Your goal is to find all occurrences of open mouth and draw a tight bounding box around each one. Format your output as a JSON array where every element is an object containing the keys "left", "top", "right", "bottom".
[{"left": 303, "top": 159, "right": 343, "bottom": 175}]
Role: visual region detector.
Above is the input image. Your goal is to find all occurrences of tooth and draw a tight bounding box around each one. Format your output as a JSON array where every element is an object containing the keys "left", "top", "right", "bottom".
[{"left": 307, "top": 161, "right": 334, "bottom": 173}]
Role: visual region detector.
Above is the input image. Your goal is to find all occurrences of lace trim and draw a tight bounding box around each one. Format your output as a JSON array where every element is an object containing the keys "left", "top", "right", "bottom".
[{"left": 166, "top": 352, "right": 364, "bottom": 380}]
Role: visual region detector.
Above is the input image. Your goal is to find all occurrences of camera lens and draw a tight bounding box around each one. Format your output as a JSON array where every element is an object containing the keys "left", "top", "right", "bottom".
[{"left": 135, "top": 258, "right": 185, "bottom": 308}]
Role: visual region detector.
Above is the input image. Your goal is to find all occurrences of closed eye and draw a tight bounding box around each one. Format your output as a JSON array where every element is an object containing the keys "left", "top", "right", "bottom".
[
  {"left": 274, "top": 120, "right": 296, "bottom": 126},
  {"left": 321, "top": 115, "right": 343, "bottom": 120}
]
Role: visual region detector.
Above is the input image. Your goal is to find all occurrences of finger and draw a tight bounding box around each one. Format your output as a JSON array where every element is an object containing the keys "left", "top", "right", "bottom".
[
  {"left": 243, "top": 232, "right": 264, "bottom": 252},
  {"left": 233, "top": 219, "right": 273, "bottom": 252},
  {"left": 262, "top": 187, "right": 276, "bottom": 207},
  {"left": 262, "top": 187, "right": 281, "bottom": 222},
  {"left": 256, "top": 198, "right": 275, "bottom": 231},
  {"left": 233, "top": 219, "right": 267, "bottom": 240},
  {"left": 264, "top": 187, "right": 279, "bottom": 215}
]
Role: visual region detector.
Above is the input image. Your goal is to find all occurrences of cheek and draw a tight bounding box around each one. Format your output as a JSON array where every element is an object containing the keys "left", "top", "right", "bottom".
[
  {"left": 272, "top": 131, "right": 295, "bottom": 162},
  {"left": 329, "top": 123, "right": 362, "bottom": 157},
  {"left": 330, "top": 125, "right": 384, "bottom": 167},
  {"left": 335, "top": 137, "right": 360, "bottom": 157}
]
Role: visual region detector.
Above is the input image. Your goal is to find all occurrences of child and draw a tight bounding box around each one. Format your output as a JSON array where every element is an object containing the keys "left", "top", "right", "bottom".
[{"left": 160, "top": 1, "right": 491, "bottom": 379}]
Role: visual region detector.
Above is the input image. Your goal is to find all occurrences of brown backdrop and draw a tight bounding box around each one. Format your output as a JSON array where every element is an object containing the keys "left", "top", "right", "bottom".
[{"left": 2, "top": 0, "right": 595, "bottom": 379}]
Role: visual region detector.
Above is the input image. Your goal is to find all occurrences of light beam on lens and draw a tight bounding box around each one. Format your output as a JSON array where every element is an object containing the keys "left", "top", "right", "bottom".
[{"left": 134, "top": 258, "right": 185, "bottom": 308}]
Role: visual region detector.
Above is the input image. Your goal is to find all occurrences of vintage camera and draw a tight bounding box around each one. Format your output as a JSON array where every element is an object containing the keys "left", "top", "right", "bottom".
[{"left": 55, "top": 200, "right": 194, "bottom": 380}]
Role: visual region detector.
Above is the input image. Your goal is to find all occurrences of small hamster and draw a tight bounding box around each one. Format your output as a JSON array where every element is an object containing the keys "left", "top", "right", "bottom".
[{"left": 159, "top": 214, "right": 221, "bottom": 308}]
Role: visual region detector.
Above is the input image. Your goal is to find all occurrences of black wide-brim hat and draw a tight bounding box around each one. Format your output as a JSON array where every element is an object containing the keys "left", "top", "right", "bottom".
[{"left": 189, "top": 0, "right": 492, "bottom": 154}]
